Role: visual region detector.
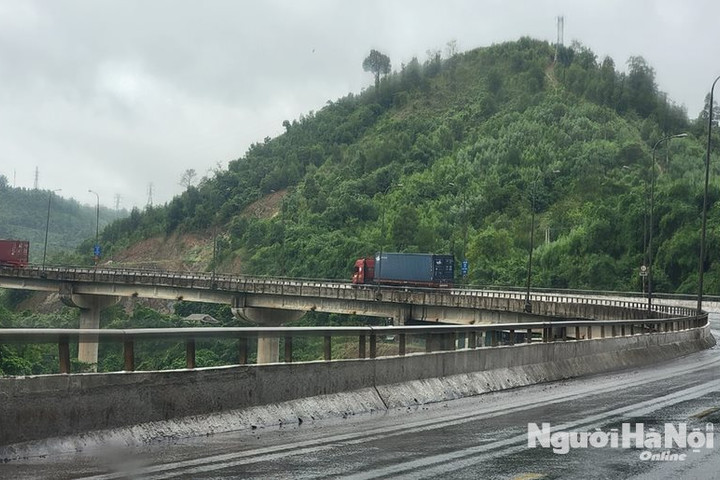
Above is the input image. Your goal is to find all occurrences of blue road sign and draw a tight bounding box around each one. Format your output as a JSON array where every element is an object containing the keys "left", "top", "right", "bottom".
[
  {"left": 461, "top": 259, "right": 469, "bottom": 276},
  {"left": 94, "top": 245, "right": 101, "bottom": 257}
]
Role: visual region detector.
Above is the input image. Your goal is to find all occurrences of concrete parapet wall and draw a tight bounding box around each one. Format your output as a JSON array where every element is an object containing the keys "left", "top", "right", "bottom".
[{"left": 0, "top": 325, "right": 714, "bottom": 454}]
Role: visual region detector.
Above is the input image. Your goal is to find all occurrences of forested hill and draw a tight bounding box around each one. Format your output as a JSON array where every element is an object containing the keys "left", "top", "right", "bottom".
[
  {"left": 0, "top": 184, "right": 124, "bottom": 264},
  {"left": 100, "top": 37, "right": 720, "bottom": 294}
]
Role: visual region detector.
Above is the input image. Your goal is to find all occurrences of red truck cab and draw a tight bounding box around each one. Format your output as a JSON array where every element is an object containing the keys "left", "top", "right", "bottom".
[{"left": 352, "top": 257, "right": 375, "bottom": 284}]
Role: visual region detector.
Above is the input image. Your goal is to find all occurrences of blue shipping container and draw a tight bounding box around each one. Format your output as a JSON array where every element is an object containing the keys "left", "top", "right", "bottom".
[{"left": 374, "top": 253, "right": 454, "bottom": 286}]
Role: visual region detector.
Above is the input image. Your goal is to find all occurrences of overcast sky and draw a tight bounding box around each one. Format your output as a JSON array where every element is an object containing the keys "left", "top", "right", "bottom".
[{"left": 1, "top": 0, "right": 719, "bottom": 210}]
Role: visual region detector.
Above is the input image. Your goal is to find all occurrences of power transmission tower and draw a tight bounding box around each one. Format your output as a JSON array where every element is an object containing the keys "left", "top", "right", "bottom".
[
  {"left": 554, "top": 15, "right": 564, "bottom": 63},
  {"left": 147, "top": 183, "right": 154, "bottom": 207},
  {"left": 34, "top": 166, "right": 39, "bottom": 190}
]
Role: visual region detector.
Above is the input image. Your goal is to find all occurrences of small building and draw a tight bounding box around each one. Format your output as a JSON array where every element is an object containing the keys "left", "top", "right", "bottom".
[{"left": 183, "top": 314, "right": 220, "bottom": 325}]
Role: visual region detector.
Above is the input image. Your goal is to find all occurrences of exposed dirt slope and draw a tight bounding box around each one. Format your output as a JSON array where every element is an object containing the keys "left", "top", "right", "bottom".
[
  {"left": 241, "top": 189, "right": 288, "bottom": 219},
  {"left": 110, "top": 232, "right": 213, "bottom": 272}
]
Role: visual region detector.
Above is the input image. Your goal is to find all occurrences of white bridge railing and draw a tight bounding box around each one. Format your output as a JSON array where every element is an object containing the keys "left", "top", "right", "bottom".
[{"left": 0, "top": 312, "right": 708, "bottom": 374}]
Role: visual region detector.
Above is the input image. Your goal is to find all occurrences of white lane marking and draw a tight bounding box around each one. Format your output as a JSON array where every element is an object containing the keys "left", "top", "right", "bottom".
[
  {"left": 351, "top": 379, "right": 720, "bottom": 480},
  {"left": 77, "top": 351, "right": 720, "bottom": 479}
]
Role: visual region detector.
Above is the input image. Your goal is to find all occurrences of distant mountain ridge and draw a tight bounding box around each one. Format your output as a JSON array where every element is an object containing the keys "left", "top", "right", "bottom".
[{"left": 0, "top": 185, "right": 126, "bottom": 265}]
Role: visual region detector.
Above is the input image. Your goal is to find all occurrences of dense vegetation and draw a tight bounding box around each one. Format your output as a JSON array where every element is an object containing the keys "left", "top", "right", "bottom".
[
  {"left": 99, "top": 38, "right": 719, "bottom": 295},
  {"left": 0, "top": 182, "right": 125, "bottom": 265}
]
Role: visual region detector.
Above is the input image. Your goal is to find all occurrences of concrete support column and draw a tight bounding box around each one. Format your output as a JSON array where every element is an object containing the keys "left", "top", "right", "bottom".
[
  {"left": 78, "top": 306, "right": 100, "bottom": 367},
  {"left": 233, "top": 307, "right": 305, "bottom": 364},
  {"left": 392, "top": 305, "right": 411, "bottom": 326},
  {"left": 60, "top": 293, "right": 120, "bottom": 372},
  {"left": 257, "top": 337, "right": 280, "bottom": 364}
]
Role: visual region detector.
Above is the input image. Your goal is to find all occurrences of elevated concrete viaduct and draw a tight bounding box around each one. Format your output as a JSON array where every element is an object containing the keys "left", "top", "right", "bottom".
[{"left": 0, "top": 266, "right": 694, "bottom": 366}]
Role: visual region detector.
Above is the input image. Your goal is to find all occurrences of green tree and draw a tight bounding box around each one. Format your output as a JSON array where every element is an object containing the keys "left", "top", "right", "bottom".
[
  {"left": 362, "top": 49, "right": 391, "bottom": 91},
  {"left": 625, "top": 56, "right": 657, "bottom": 117},
  {"left": 390, "top": 204, "right": 419, "bottom": 250}
]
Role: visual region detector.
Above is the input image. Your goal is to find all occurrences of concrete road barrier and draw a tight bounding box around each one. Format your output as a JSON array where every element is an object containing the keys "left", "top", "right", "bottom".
[{"left": 0, "top": 324, "right": 714, "bottom": 458}]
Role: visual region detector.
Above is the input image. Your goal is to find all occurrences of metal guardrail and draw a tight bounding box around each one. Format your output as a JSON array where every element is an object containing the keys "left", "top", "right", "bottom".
[
  {"left": 0, "top": 265, "right": 701, "bottom": 319},
  {"left": 4, "top": 264, "right": 719, "bottom": 302},
  {"left": 0, "top": 313, "right": 708, "bottom": 375},
  {"left": 0, "top": 265, "right": 710, "bottom": 376},
  {"left": 9, "top": 263, "right": 720, "bottom": 300}
]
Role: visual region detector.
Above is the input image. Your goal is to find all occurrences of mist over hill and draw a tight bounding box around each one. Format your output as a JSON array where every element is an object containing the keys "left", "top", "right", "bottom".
[
  {"left": 0, "top": 183, "right": 126, "bottom": 265},
  {"left": 95, "top": 37, "right": 719, "bottom": 294}
]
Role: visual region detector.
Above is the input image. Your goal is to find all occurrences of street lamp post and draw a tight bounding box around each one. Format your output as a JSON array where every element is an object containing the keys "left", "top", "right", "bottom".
[
  {"left": 647, "top": 133, "right": 688, "bottom": 314},
  {"left": 524, "top": 170, "right": 559, "bottom": 313},
  {"left": 88, "top": 189, "right": 100, "bottom": 265},
  {"left": 524, "top": 190, "right": 537, "bottom": 313},
  {"left": 42, "top": 189, "right": 61, "bottom": 269},
  {"left": 698, "top": 75, "right": 720, "bottom": 314}
]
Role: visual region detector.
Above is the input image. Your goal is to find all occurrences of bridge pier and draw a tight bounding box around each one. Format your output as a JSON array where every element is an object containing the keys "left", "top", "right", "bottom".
[
  {"left": 392, "top": 305, "right": 411, "bottom": 326},
  {"left": 233, "top": 307, "right": 305, "bottom": 364},
  {"left": 60, "top": 291, "right": 120, "bottom": 371},
  {"left": 257, "top": 337, "right": 280, "bottom": 365}
]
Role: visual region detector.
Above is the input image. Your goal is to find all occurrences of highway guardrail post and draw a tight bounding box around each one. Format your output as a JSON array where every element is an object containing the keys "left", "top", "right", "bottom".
[
  {"left": 284, "top": 336, "right": 293, "bottom": 363},
  {"left": 238, "top": 337, "right": 248, "bottom": 365},
  {"left": 324, "top": 336, "right": 332, "bottom": 360},
  {"left": 186, "top": 339, "right": 196, "bottom": 369},
  {"left": 359, "top": 335, "right": 366, "bottom": 358},
  {"left": 59, "top": 335, "right": 70, "bottom": 374},
  {"left": 123, "top": 339, "right": 134, "bottom": 371}
]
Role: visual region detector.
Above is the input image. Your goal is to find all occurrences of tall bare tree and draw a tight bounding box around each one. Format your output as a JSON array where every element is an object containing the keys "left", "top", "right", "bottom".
[{"left": 180, "top": 168, "right": 197, "bottom": 190}]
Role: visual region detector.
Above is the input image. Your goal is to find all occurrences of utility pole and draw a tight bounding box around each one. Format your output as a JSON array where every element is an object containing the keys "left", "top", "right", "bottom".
[{"left": 88, "top": 190, "right": 100, "bottom": 265}]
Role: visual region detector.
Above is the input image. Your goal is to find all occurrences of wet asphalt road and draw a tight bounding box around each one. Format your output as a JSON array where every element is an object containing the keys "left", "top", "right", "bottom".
[{"left": 3, "top": 315, "right": 720, "bottom": 480}]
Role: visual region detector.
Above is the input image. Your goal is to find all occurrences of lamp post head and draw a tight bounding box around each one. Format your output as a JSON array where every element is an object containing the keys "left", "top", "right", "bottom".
[{"left": 653, "top": 132, "right": 688, "bottom": 152}]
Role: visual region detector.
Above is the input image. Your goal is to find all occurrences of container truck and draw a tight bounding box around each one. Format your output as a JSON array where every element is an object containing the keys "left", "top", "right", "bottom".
[
  {"left": 0, "top": 240, "right": 29, "bottom": 267},
  {"left": 352, "top": 252, "right": 454, "bottom": 287}
]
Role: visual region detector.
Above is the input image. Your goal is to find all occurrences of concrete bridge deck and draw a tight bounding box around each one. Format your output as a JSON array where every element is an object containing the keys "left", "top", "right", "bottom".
[{"left": 0, "top": 265, "right": 700, "bottom": 324}]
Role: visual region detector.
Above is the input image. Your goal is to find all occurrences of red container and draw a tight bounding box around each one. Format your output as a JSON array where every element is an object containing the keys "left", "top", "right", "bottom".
[{"left": 0, "top": 240, "right": 29, "bottom": 267}]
